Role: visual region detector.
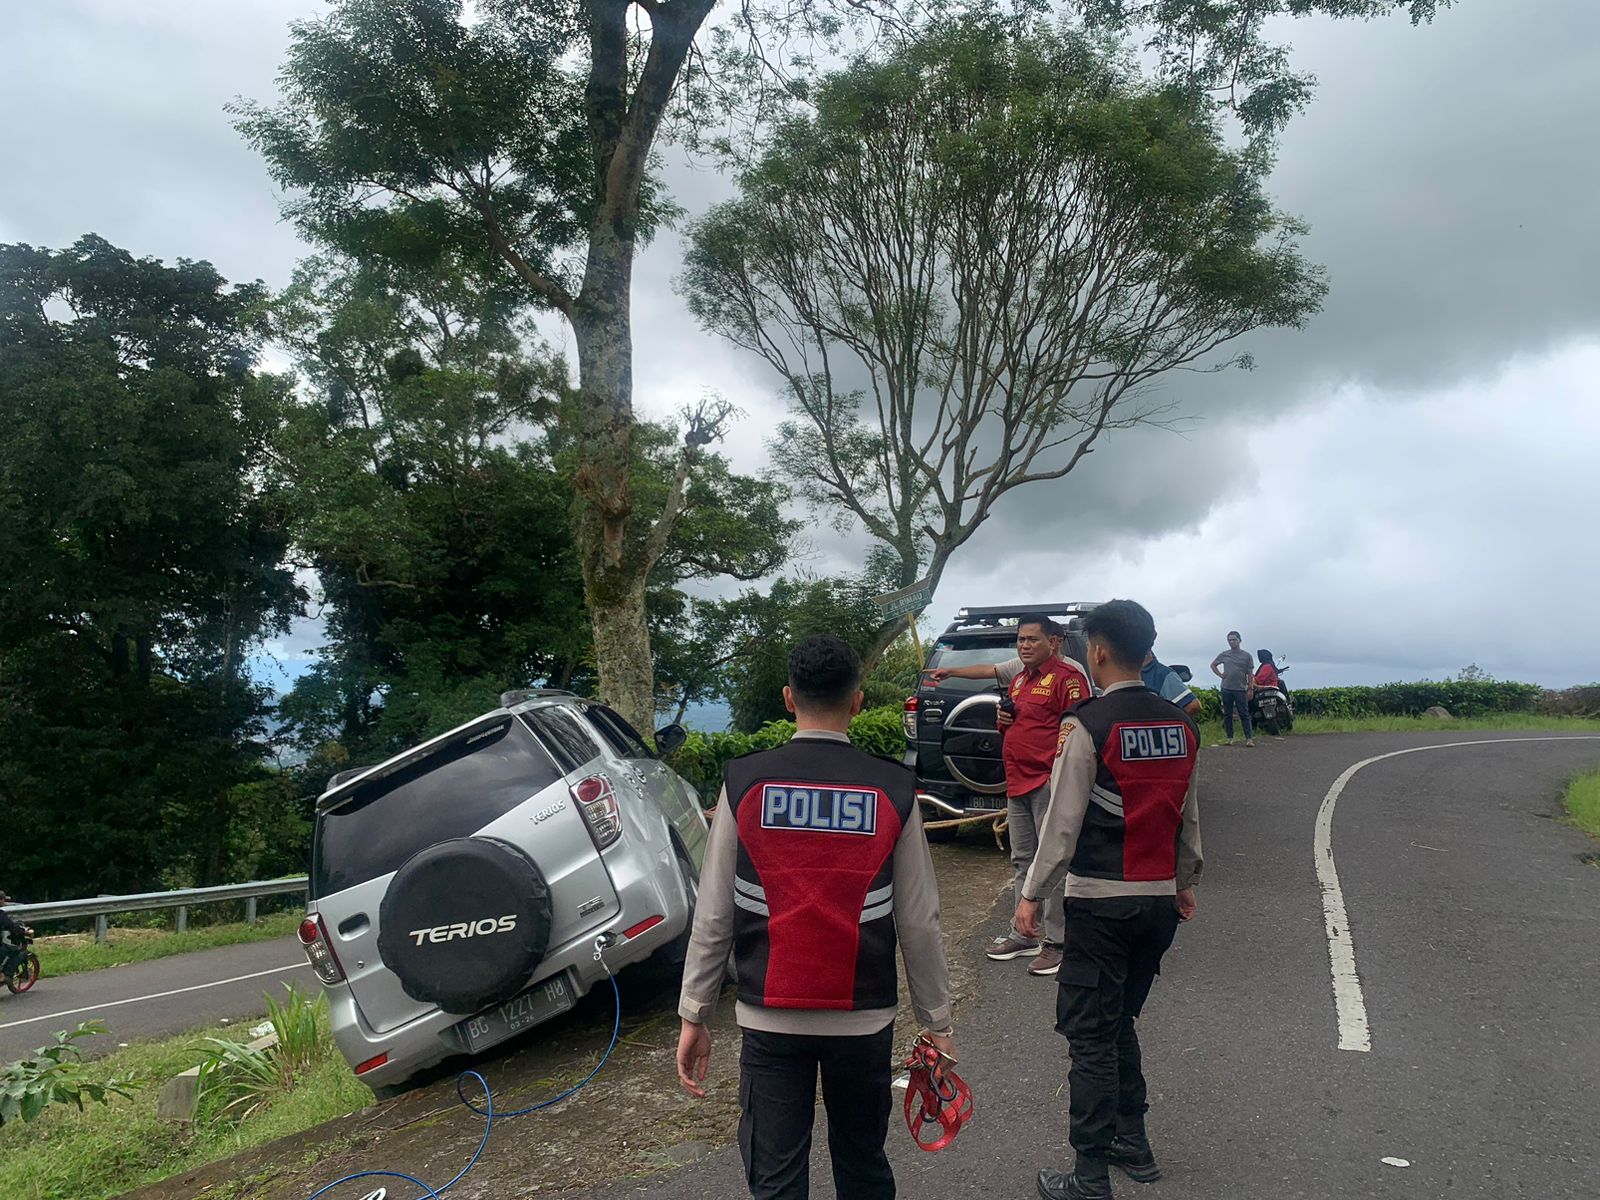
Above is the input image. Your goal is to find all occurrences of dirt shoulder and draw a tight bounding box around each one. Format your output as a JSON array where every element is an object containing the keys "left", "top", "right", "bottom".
[{"left": 122, "top": 837, "right": 1011, "bottom": 1200}]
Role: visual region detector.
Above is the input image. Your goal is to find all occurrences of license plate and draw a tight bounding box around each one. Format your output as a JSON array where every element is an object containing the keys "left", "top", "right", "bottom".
[{"left": 457, "top": 974, "right": 576, "bottom": 1053}]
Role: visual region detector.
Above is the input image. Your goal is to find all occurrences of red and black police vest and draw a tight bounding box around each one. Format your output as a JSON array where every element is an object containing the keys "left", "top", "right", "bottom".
[
  {"left": 724, "top": 738, "right": 916, "bottom": 1011},
  {"left": 1067, "top": 687, "right": 1199, "bottom": 883}
]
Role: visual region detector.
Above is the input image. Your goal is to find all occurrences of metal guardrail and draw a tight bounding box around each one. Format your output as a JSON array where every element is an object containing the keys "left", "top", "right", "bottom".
[{"left": 10, "top": 877, "right": 309, "bottom": 943}]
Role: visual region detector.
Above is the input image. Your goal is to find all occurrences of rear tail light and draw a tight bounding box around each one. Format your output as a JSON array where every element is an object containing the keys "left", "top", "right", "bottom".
[
  {"left": 354, "top": 1052, "right": 389, "bottom": 1076},
  {"left": 902, "top": 695, "right": 919, "bottom": 740},
  {"left": 572, "top": 773, "right": 622, "bottom": 849},
  {"left": 297, "top": 913, "right": 345, "bottom": 985},
  {"left": 623, "top": 914, "right": 664, "bottom": 940}
]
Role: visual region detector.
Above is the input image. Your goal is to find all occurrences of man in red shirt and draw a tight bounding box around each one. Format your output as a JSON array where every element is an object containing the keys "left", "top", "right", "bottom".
[{"left": 929, "top": 614, "right": 1090, "bottom": 976}]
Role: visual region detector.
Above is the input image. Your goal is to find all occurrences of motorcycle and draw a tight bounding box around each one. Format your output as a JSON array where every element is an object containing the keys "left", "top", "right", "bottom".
[
  {"left": 2, "top": 928, "right": 40, "bottom": 994},
  {"left": 1249, "top": 665, "right": 1294, "bottom": 736}
]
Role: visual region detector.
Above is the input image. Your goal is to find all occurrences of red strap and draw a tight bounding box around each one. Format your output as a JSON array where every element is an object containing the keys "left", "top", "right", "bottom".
[{"left": 903, "top": 1041, "right": 973, "bottom": 1152}]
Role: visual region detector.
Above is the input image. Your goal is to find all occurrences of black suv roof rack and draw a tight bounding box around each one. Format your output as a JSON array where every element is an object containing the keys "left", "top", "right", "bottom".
[
  {"left": 953, "top": 602, "right": 1102, "bottom": 620},
  {"left": 944, "top": 602, "right": 1104, "bottom": 632},
  {"left": 499, "top": 687, "right": 579, "bottom": 708}
]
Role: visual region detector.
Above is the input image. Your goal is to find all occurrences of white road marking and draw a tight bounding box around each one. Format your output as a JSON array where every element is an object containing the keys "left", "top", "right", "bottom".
[
  {"left": 1315, "top": 736, "right": 1600, "bottom": 1054},
  {"left": 0, "top": 962, "right": 308, "bottom": 1031}
]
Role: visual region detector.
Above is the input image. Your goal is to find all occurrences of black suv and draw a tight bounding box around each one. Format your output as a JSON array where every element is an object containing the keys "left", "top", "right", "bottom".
[{"left": 902, "top": 603, "right": 1100, "bottom": 833}]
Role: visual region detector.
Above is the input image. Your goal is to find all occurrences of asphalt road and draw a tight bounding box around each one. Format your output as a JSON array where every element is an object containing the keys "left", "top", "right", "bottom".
[
  {"left": 0, "top": 935, "right": 308, "bottom": 1061},
  {"left": 576, "top": 731, "right": 1600, "bottom": 1200}
]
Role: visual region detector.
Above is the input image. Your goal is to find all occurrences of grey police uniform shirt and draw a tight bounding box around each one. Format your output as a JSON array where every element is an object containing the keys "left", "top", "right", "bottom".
[
  {"left": 677, "top": 729, "right": 953, "bottom": 1036},
  {"left": 1212, "top": 649, "right": 1254, "bottom": 691}
]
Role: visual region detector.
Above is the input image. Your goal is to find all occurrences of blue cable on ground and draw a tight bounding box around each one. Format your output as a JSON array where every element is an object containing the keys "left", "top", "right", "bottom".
[{"left": 303, "top": 961, "right": 623, "bottom": 1200}]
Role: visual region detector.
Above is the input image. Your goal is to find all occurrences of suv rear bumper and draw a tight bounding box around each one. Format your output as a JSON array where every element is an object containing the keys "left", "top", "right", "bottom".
[
  {"left": 907, "top": 743, "right": 1008, "bottom": 819},
  {"left": 329, "top": 841, "right": 691, "bottom": 1088}
]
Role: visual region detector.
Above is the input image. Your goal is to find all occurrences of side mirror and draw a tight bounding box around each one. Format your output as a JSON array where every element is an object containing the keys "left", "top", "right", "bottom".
[
  {"left": 655, "top": 723, "right": 688, "bottom": 755},
  {"left": 1170, "top": 664, "right": 1193, "bottom": 682}
]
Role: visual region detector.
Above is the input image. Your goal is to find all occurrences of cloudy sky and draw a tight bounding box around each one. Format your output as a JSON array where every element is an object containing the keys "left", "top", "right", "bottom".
[{"left": 4, "top": 1, "right": 1598, "bottom": 695}]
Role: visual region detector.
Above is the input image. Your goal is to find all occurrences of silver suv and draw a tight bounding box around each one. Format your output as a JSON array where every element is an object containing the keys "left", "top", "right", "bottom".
[{"left": 298, "top": 689, "right": 707, "bottom": 1093}]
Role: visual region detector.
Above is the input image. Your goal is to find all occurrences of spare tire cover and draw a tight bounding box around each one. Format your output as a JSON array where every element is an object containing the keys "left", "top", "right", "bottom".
[
  {"left": 376, "top": 837, "right": 553, "bottom": 1014},
  {"left": 941, "top": 693, "right": 1008, "bottom": 795}
]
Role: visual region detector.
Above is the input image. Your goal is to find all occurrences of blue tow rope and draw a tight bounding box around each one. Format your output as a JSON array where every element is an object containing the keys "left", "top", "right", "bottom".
[{"left": 303, "top": 963, "right": 623, "bottom": 1200}]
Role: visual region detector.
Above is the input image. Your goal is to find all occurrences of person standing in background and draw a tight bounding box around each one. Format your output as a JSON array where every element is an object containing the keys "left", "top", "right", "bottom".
[
  {"left": 1209, "top": 631, "right": 1255, "bottom": 746},
  {"left": 1141, "top": 651, "right": 1201, "bottom": 717},
  {"left": 928, "top": 615, "right": 1089, "bottom": 977}
]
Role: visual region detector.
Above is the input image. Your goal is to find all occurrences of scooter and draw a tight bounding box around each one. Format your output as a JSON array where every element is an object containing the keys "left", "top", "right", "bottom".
[
  {"left": 2, "top": 928, "right": 40, "bottom": 994},
  {"left": 1249, "top": 665, "right": 1294, "bottom": 735}
]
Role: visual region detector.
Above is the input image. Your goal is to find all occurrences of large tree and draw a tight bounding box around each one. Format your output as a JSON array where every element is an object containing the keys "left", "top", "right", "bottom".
[
  {"left": 232, "top": 0, "right": 902, "bottom": 733},
  {"left": 0, "top": 236, "right": 301, "bottom": 897},
  {"left": 680, "top": 18, "right": 1327, "bottom": 659},
  {"left": 268, "top": 252, "right": 794, "bottom": 761}
]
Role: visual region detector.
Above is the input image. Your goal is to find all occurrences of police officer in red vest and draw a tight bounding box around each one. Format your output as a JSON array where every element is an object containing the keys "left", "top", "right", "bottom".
[
  {"left": 1014, "top": 600, "right": 1203, "bottom": 1200},
  {"left": 676, "top": 635, "right": 956, "bottom": 1199}
]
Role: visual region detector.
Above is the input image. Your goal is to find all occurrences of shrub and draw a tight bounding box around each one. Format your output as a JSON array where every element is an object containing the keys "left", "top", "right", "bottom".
[
  {"left": 1537, "top": 685, "right": 1600, "bottom": 719},
  {"left": 0, "top": 1022, "right": 134, "bottom": 1126},
  {"left": 667, "top": 705, "right": 907, "bottom": 802},
  {"left": 1192, "top": 679, "right": 1542, "bottom": 719},
  {"left": 195, "top": 986, "right": 333, "bottom": 1126}
]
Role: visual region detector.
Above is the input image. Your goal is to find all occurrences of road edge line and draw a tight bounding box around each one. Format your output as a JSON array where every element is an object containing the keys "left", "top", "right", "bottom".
[{"left": 1315, "top": 735, "right": 1600, "bottom": 1055}]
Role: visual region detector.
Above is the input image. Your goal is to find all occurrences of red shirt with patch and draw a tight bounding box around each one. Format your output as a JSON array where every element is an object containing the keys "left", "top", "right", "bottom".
[{"left": 1002, "top": 655, "right": 1090, "bottom": 796}]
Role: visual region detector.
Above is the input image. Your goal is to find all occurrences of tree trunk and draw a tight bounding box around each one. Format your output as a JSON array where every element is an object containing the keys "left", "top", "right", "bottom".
[
  {"left": 587, "top": 570, "right": 656, "bottom": 737},
  {"left": 571, "top": 226, "right": 656, "bottom": 736},
  {"left": 860, "top": 549, "right": 951, "bottom": 670}
]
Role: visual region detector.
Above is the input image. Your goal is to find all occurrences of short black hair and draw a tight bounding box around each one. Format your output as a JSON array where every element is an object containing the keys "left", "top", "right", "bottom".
[
  {"left": 1084, "top": 600, "right": 1157, "bottom": 670},
  {"left": 1227, "top": 630, "right": 1241, "bottom": 640},
  {"left": 788, "top": 635, "right": 861, "bottom": 709},
  {"left": 1016, "top": 613, "right": 1054, "bottom": 637}
]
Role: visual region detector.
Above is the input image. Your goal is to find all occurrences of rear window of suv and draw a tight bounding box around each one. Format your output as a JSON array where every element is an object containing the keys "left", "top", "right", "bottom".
[
  {"left": 312, "top": 718, "right": 563, "bottom": 898},
  {"left": 927, "top": 642, "right": 1018, "bottom": 670}
]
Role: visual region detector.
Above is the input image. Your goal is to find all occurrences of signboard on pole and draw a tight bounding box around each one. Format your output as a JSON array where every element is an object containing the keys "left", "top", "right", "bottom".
[{"left": 871, "top": 576, "right": 936, "bottom": 623}]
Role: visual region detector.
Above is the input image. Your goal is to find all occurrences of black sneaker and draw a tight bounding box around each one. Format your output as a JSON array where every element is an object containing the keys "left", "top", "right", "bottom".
[
  {"left": 1037, "top": 1169, "right": 1113, "bottom": 1200},
  {"left": 1106, "top": 1136, "right": 1162, "bottom": 1184}
]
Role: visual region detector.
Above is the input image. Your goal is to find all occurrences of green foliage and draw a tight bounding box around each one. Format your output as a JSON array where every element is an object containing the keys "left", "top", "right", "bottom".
[
  {"left": 234, "top": 0, "right": 888, "bottom": 733},
  {"left": 1563, "top": 770, "right": 1600, "bottom": 842},
  {"left": 0, "top": 1023, "right": 134, "bottom": 1127},
  {"left": 1190, "top": 679, "right": 1542, "bottom": 719},
  {"left": 196, "top": 987, "right": 333, "bottom": 1127},
  {"left": 668, "top": 705, "right": 905, "bottom": 800},
  {"left": 0, "top": 1012, "right": 368, "bottom": 1200},
  {"left": 671, "top": 573, "right": 902, "bottom": 732},
  {"left": 0, "top": 236, "right": 304, "bottom": 899},
  {"left": 268, "top": 254, "right": 793, "bottom": 771},
  {"left": 43, "top": 911, "right": 303, "bottom": 978}
]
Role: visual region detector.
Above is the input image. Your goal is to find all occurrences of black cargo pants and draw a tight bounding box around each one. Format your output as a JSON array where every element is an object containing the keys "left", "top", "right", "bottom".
[
  {"left": 1055, "top": 895, "right": 1181, "bottom": 1159},
  {"left": 738, "top": 1024, "right": 896, "bottom": 1200}
]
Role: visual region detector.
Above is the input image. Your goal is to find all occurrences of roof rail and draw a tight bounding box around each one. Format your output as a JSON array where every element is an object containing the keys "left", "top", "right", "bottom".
[
  {"left": 951, "top": 602, "right": 1104, "bottom": 623},
  {"left": 499, "top": 687, "right": 578, "bottom": 708},
  {"left": 325, "top": 765, "right": 374, "bottom": 790}
]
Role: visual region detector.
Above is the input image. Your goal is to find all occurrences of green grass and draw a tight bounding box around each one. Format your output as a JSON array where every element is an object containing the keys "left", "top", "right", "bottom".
[
  {"left": 37, "top": 910, "right": 302, "bottom": 978},
  {"left": 1198, "top": 713, "right": 1600, "bottom": 743},
  {"left": 0, "top": 991, "right": 370, "bottom": 1200},
  {"left": 1563, "top": 769, "right": 1600, "bottom": 842}
]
